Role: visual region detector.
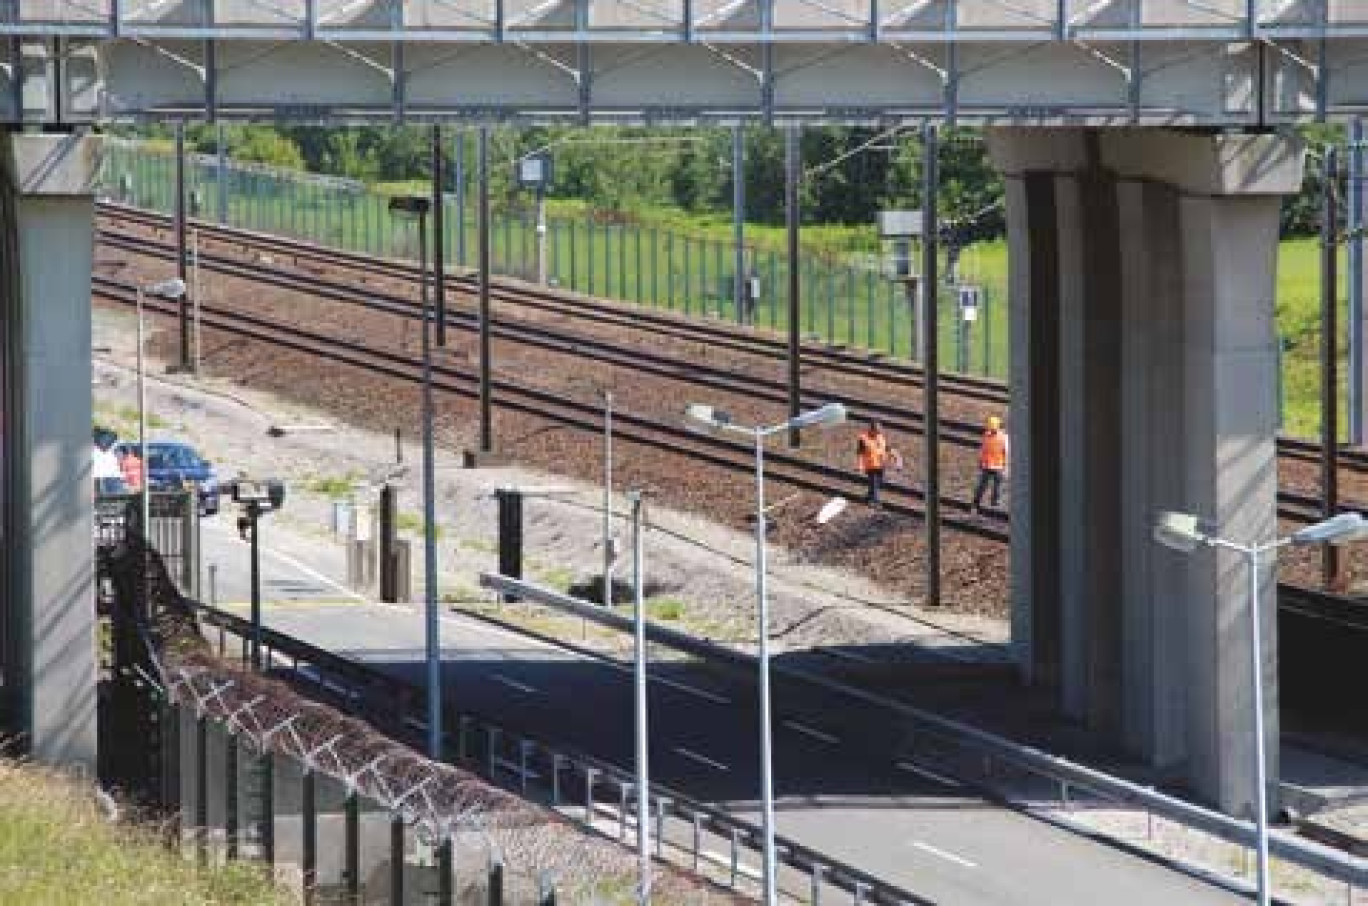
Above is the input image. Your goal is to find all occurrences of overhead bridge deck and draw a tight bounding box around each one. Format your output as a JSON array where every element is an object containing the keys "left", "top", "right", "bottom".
[{"left": 7, "top": 1, "right": 1368, "bottom": 122}]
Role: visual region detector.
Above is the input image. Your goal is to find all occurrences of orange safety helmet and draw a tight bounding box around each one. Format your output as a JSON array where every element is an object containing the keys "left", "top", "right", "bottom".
[{"left": 986, "top": 415, "right": 1002, "bottom": 431}]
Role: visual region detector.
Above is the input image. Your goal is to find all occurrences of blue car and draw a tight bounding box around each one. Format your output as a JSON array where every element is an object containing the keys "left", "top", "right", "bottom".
[{"left": 116, "top": 441, "right": 220, "bottom": 516}]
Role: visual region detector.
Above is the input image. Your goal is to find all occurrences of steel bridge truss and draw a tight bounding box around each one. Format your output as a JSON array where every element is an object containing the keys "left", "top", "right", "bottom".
[{"left": 4, "top": 1, "right": 1368, "bottom": 124}]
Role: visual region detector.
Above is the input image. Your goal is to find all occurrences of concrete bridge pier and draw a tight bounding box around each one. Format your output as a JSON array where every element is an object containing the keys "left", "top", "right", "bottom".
[
  {"left": 986, "top": 128, "right": 1305, "bottom": 815},
  {"left": 0, "top": 131, "right": 101, "bottom": 769}
]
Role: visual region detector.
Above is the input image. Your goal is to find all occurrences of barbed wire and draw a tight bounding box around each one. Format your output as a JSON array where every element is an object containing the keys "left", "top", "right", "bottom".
[{"left": 107, "top": 535, "right": 748, "bottom": 903}]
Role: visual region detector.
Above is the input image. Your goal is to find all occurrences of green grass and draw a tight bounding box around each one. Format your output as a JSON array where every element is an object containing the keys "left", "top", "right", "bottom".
[
  {"left": 303, "top": 471, "right": 361, "bottom": 499},
  {"left": 396, "top": 511, "right": 444, "bottom": 540},
  {"left": 0, "top": 759, "right": 286, "bottom": 905},
  {"left": 613, "top": 598, "right": 685, "bottom": 621}
]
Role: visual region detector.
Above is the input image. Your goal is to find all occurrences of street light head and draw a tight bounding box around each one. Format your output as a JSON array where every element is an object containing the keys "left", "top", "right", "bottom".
[
  {"left": 787, "top": 402, "right": 847, "bottom": 431},
  {"left": 145, "top": 278, "right": 186, "bottom": 299},
  {"left": 1152, "top": 511, "right": 1207, "bottom": 553},
  {"left": 685, "top": 403, "right": 731, "bottom": 430},
  {"left": 1289, "top": 511, "right": 1368, "bottom": 545},
  {"left": 388, "top": 195, "right": 431, "bottom": 218}
]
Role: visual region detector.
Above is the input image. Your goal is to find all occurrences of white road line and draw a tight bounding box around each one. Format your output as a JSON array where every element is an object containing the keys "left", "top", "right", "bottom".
[
  {"left": 895, "top": 760, "right": 963, "bottom": 789},
  {"left": 492, "top": 673, "right": 539, "bottom": 694},
  {"left": 699, "top": 850, "right": 762, "bottom": 881},
  {"left": 204, "top": 520, "right": 367, "bottom": 604},
  {"left": 820, "top": 646, "right": 876, "bottom": 665},
  {"left": 650, "top": 674, "right": 731, "bottom": 705},
  {"left": 673, "top": 747, "right": 730, "bottom": 772},
  {"left": 782, "top": 719, "right": 840, "bottom": 745},
  {"left": 911, "top": 840, "right": 977, "bottom": 869}
]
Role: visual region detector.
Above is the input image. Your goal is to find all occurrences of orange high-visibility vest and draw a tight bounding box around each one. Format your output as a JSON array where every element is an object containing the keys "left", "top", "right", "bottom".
[
  {"left": 979, "top": 430, "right": 1007, "bottom": 472},
  {"left": 857, "top": 430, "right": 888, "bottom": 473}
]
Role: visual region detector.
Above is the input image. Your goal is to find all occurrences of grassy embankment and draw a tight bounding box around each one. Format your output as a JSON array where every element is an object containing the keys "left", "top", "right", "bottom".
[{"left": 0, "top": 759, "right": 287, "bottom": 905}]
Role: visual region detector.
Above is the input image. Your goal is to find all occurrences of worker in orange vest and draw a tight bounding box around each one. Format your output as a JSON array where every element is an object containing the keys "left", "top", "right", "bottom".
[
  {"left": 973, "top": 415, "right": 1009, "bottom": 514},
  {"left": 856, "top": 420, "right": 901, "bottom": 506}
]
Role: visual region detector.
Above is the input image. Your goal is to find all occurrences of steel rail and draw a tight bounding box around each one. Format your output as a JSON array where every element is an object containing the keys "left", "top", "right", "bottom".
[
  {"left": 100, "top": 223, "right": 1367, "bottom": 524},
  {"left": 94, "top": 275, "right": 1012, "bottom": 542}
]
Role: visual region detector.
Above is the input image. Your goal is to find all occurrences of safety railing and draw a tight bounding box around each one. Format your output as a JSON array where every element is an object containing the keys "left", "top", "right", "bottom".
[
  {"left": 191, "top": 601, "right": 928, "bottom": 904},
  {"left": 478, "top": 572, "right": 1368, "bottom": 898}
]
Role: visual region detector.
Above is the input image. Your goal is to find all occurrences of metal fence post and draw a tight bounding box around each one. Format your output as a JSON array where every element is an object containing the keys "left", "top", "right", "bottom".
[
  {"left": 225, "top": 731, "right": 239, "bottom": 859},
  {"left": 195, "top": 713, "right": 208, "bottom": 866},
  {"left": 488, "top": 859, "right": 504, "bottom": 906},
  {"left": 635, "top": 227, "right": 644, "bottom": 303},
  {"left": 587, "top": 219, "right": 596, "bottom": 295},
  {"left": 346, "top": 791, "right": 361, "bottom": 903},
  {"left": 584, "top": 768, "right": 597, "bottom": 825},
  {"left": 811, "top": 863, "right": 825, "bottom": 904},
  {"left": 390, "top": 815, "right": 405, "bottom": 904},
  {"left": 439, "top": 837, "right": 455, "bottom": 906},
  {"left": 302, "top": 770, "right": 317, "bottom": 903},
  {"left": 258, "top": 751, "right": 275, "bottom": 866}
]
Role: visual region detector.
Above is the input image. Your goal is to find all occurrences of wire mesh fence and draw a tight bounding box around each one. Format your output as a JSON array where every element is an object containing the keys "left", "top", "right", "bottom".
[
  {"left": 99, "top": 139, "right": 1009, "bottom": 380},
  {"left": 98, "top": 533, "right": 752, "bottom": 904}
]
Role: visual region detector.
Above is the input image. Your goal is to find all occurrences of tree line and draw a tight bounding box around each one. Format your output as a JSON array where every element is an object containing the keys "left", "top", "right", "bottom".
[{"left": 121, "top": 122, "right": 1339, "bottom": 240}]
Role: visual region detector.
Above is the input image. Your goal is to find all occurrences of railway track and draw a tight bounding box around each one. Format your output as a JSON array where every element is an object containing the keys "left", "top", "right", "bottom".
[
  {"left": 95, "top": 207, "right": 1366, "bottom": 525},
  {"left": 97, "top": 201, "right": 1368, "bottom": 478},
  {"left": 93, "top": 274, "right": 1012, "bottom": 543}
]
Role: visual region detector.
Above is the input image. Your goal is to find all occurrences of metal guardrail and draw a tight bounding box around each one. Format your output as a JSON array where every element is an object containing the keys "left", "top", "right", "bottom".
[
  {"left": 478, "top": 572, "right": 1368, "bottom": 893},
  {"left": 191, "top": 601, "right": 926, "bottom": 905}
]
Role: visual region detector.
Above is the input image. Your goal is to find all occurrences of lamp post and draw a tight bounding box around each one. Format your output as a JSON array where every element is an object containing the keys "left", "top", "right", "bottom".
[
  {"left": 684, "top": 400, "right": 847, "bottom": 905},
  {"left": 1152, "top": 509, "right": 1368, "bottom": 906},
  {"left": 627, "top": 488, "right": 650, "bottom": 902},
  {"left": 136, "top": 278, "right": 188, "bottom": 542},
  {"left": 389, "top": 195, "right": 442, "bottom": 761}
]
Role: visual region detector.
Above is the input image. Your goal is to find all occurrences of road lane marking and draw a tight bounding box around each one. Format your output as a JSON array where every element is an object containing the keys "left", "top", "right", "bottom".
[
  {"left": 492, "top": 673, "right": 539, "bottom": 694},
  {"left": 700, "top": 851, "right": 762, "bottom": 881},
  {"left": 673, "top": 747, "right": 730, "bottom": 772},
  {"left": 204, "top": 520, "right": 368, "bottom": 604},
  {"left": 782, "top": 719, "right": 840, "bottom": 745},
  {"left": 912, "top": 840, "right": 977, "bottom": 869},
  {"left": 820, "top": 646, "right": 876, "bottom": 665},
  {"left": 895, "top": 761, "right": 963, "bottom": 788},
  {"left": 650, "top": 674, "right": 730, "bottom": 705}
]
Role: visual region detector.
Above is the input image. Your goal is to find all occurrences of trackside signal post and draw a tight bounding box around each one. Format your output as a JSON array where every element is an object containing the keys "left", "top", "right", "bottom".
[{"left": 517, "top": 150, "right": 554, "bottom": 286}]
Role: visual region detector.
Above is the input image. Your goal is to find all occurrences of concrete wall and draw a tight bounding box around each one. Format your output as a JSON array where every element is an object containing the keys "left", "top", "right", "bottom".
[
  {"left": 1, "top": 132, "right": 101, "bottom": 769},
  {"left": 987, "top": 128, "right": 1303, "bottom": 814}
]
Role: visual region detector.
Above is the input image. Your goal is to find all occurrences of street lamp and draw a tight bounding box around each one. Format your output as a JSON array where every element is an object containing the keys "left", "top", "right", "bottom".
[
  {"left": 136, "top": 278, "right": 187, "bottom": 541},
  {"left": 684, "top": 400, "right": 847, "bottom": 905},
  {"left": 389, "top": 195, "right": 443, "bottom": 761},
  {"left": 1151, "top": 508, "right": 1368, "bottom": 906}
]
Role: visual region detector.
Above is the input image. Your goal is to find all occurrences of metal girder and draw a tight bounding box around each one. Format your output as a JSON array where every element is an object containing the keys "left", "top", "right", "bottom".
[{"left": 9, "top": 1, "right": 1368, "bottom": 123}]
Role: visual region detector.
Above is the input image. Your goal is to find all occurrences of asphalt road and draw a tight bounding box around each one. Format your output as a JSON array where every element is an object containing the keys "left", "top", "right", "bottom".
[{"left": 200, "top": 525, "right": 1243, "bottom": 906}]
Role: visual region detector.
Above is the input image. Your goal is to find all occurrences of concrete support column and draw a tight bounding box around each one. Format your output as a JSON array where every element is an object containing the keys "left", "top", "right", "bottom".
[
  {"left": 1, "top": 132, "right": 101, "bottom": 769},
  {"left": 988, "top": 128, "right": 1303, "bottom": 813}
]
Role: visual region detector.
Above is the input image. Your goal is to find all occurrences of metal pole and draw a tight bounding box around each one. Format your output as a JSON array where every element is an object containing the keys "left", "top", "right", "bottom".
[
  {"left": 420, "top": 210, "right": 442, "bottom": 760},
  {"left": 537, "top": 186, "right": 548, "bottom": 285},
  {"left": 432, "top": 125, "right": 448, "bottom": 347},
  {"left": 1248, "top": 544, "right": 1271, "bottom": 906},
  {"left": 603, "top": 391, "right": 614, "bottom": 608},
  {"left": 630, "top": 490, "right": 651, "bottom": 903},
  {"left": 784, "top": 125, "right": 802, "bottom": 449},
  {"left": 1351, "top": 118, "right": 1365, "bottom": 445},
  {"left": 754, "top": 429, "right": 778, "bottom": 905},
  {"left": 733, "top": 125, "right": 746, "bottom": 324},
  {"left": 191, "top": 229, "right": 202, "bottom": 375},
  {"left": 215, "top": 123, "right": 228, "bottom": 224},
  {"left": 174, "top": 122, "right": 191, "bottom": 372},
  {"left": 1322, "top": 146, "right": 1342, "bottom": 589},
  {"left": 249, "top": 504, "right": 262, "bottom": 670},
  {"left": 479, "top": 128, "right": 493, "bottom": 454},
  {"left": 137, "top": 288, "right": 150, "bottom": 543},
  {"left": 456, "top": 132, "right": 468, "bottom": 267},
  {"left": 922, "top": 123, "right": 942, "bottom": 607}
]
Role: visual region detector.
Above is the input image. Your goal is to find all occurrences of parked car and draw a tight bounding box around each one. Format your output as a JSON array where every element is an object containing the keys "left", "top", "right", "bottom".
[{"left": 115, "top": 441, "right": 220, "bottom": 516}]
